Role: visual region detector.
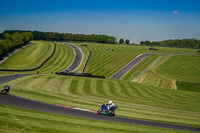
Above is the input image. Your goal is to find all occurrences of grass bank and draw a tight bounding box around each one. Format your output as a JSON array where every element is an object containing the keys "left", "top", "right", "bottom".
[
  {"left": 73, "top": 43, "right": 197, "bottom": 78},
  {"left": 1, "top": 74, "right": 200, "bottom": 127},
  {"left": 0, "top": 104, "right": 189, "bottom": 133},
  {"left": 0, "top": 41, "right": 75, "bottom": 75},
  {"left": 132, "top": 54, "right": 200, "bottom": 90},
  {"left": 0, "top": 41, "right": 54, "bottom": 70}
]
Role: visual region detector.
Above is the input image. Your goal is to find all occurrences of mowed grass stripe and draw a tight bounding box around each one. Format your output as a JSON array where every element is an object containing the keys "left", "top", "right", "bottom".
[
  {"left": 38, "top": 42, "right": 74, "bottom": 73},
  {"left": 96, "top": 80, "right": 104, "bottom": 95},
  {"left": 83, "top": 79, "right": 91, "bottom": 94},
  {"left": 69, "top": 79, "right": 79, "bottom": 94},
  {"left": 89, "top": 79, "right": 98, "bottom": 96},
  {"left": 37, "top": 43, "right": 65, "bottom": 72},
  {"left": 86, "top": 52, "right": 138, "bottom": 77},
  {"left": 108, "top": 81, "right": 117, "bottom": 96}
]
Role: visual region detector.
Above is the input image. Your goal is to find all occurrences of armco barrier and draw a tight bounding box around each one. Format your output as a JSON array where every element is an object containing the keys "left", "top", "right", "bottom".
[
  {"left": 56, "top": 72, "right": 105, "bottom": 79},
  {"left": 82, "top": 51, "right": 92, "bottom": 73},
  {"left": 0, "top": 43, "right": 56, "bottom": 72}
]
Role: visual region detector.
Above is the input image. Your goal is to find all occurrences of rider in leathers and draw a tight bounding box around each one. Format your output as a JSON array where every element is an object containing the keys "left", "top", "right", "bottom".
[{"left": 107, "top": 100, "right": 115, "bottom": 110}]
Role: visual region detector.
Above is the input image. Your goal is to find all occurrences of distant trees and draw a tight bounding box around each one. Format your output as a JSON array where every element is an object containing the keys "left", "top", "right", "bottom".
[
  {"left": 140, "top": 39, "right": 200, "bottom": 48},
  {"left": 1, "top": 30, "right": 117, "bottom": 44},
  {"left": 140, "top": 40, "right": 151, "bottom": 45},
  {"left": 0, "top": 31, "right": 33, "bottom": 59},
  {"left": 125, "top": 39, "right": 130, "bottom": 45},
  {"left": 119, "top": 38, "right": 124, "bottom": 44}
]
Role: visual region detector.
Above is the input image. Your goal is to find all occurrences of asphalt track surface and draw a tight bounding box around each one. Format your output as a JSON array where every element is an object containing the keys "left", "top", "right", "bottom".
[
  {"left": 0, "top": 74, "right": 34, "bottom": 84},
  {"left": 65, "top": 43, "right": 83, "bottom": 71},
  {"left": 111, "top": 53, "right": 153, "bottom": 79}
]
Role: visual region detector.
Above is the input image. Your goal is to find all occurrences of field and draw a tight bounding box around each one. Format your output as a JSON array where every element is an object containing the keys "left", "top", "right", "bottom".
[
  {"left": 36, "top": 42, "right": 75, "bottom": 73},
  {"left": 132, "top": 54, "right": 200, "bottom": 90},
  {"left": 0, "top": 41, "right": 54, "bottom": 70},
  {"left": 1, "top": 74, "right": 199, "bottom": 127},
  {"left": 73, "top": 43, "right": 197, "bottom": 78},
  {"left": 0, "top": 42, "right": 75, "bottom": 75},
  {"left": 0, "top": 41, "right": 200, "bottom": 132}
]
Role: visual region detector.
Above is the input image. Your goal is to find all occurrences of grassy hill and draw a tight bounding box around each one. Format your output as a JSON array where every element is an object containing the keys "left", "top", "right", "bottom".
[
  {"left": 0, "top": 41, "right": 54, "bottom": 70},
  {"left": 36, "top": 42, "right": 75, "bottom": 73},
  {"left": 0, "top": 42, "right": 75, "bottom": 75},
  {"left": 1, "top": 74, "right": 199, "bottom": 127},
  {"left": 73, "top": 43, "right": 197, "bottom": 78},
  {"left": 132, "top": 54, "right": 200, "bottom": 91},
  {"left": 1, "top": 41, "right": 200, "bottom": 132}
]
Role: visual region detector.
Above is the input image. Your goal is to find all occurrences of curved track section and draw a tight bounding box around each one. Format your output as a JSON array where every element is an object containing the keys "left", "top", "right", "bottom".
[
  {"left": 111, "top": 53, "right": 153, "bottom": 79},
  {"left": 111, "top": 53, "right": 194, "bottom": 79},
  {"left": 65, "top": 43, "right": 83, "bottom": 72},
  {"left": 0, "top": 94, "right": 200, "bottom": 132},
  {"left": 0, "top": 74, "right": 34, "bottom": 84}
]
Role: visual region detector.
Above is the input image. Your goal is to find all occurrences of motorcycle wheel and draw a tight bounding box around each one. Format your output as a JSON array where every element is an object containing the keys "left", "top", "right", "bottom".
[{"left": 97, "top": 109, "right": 101, "bottom": 114}]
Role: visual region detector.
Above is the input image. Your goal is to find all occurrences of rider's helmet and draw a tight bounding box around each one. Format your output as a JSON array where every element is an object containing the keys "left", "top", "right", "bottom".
[{"left": 109, "top": 100, "right": 112, "bottom": 104}]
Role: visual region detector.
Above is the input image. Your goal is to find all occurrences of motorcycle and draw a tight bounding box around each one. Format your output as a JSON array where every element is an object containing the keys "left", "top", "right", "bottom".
[
  {"left": 0, "top": 85, "right": 10, "bottom": 95},
  {"left": 97, "top": 104, "right": 117, "bottom": 116}
]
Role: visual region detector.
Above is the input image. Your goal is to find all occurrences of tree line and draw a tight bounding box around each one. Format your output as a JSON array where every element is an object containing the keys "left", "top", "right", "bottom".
[
  {"left": 0, "top": 31, "right": 33, "bottom": 59},
  {"left": 140, "top": 39, "right": 200, "bottom": 48},
  {"left": 0, "top": 30, "right": 117, "bottom": 44}
]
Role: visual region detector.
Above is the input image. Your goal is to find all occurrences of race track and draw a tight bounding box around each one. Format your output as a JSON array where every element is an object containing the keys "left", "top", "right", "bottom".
[
  {"left": 111, "top": 53, "right": 153, "bottom": 79},
  {"left": 65, "top": 43, "right": 83, "bottom": 71},
  {"left": 0, "top": 75, "right": 200, "bottom": 132},
  {"left": 0, "top": 48, "right": 200, "bottom": 132},
  {"left": 0, "top": 94, "right": 200, "bottom": 132},
  {"left": 0, "top": 74, "right": 34, "bottom": 84}
]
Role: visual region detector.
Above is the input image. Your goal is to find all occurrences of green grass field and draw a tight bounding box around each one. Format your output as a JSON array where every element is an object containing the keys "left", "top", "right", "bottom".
[
  {"left": 132, "top": 54, "right": 200, "bottom": 90},
  {"left": 1, "top": 41, "right": 200, "bottom": 132},
  {"left": 36, "top": 42, "right": 75, "bottom": 73},
  {"left": 0, "top": 42, "right": 75, "bottom": 75},
  {"left": 0, "top": 41, "right": 54, "bottom": 70},
  {"left": 1, "top": 74, "right": 199, "bottom": 127},
  {"left": 73, "top": 43, "right": 197, "bottom": 78},
  {"left": 156, "top": 54, "right": 200, "bottom": 82}
]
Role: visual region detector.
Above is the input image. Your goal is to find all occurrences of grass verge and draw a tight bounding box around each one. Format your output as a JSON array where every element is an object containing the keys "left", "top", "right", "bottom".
[{"left": 0, "top": 104, "right": 190, "bottom": 133}]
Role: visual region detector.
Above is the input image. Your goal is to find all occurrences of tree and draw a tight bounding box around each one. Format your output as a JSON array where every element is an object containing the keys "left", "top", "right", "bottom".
[
  {"left": 140, "top": 41, "right": 145, "bottom": 45},
  {"left": 144, "top": 40, "right": 151, "bottom": 45},
  {"left": 22, "top": 32, "right": 34, "bottom": 43},
  {"left": 3, "top": 33, "right": 12, "bottom": 40},
  {"left": 119, "top": 38, "right": 124, "bottom": 44},
  {"left": 125, "top": 39, "right": 130, "bottom": 45},
  {"left": 12, "top": 32, "right": 24, "bottom": 47}
]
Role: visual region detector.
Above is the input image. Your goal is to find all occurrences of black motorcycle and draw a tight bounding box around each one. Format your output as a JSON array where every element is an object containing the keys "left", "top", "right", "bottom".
[{"left": 0, "top": 85, "right": 10, "bottom": 95}]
